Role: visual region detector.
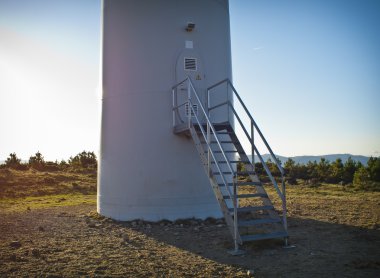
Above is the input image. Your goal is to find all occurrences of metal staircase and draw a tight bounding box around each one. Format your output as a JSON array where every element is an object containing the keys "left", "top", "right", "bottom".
[{"left": 172, "top": 77, "right": 288, "bottom": 253}]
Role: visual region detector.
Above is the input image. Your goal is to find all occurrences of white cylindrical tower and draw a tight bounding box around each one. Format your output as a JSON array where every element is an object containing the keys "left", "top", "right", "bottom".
[{"left": 98, "top": 0, "right": 233, "bottom": 221}]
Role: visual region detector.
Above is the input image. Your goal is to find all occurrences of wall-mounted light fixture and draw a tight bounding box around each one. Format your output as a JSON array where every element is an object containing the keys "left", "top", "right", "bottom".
[{"left": 186, "top": 22, "right": 195, "bottom": 32}]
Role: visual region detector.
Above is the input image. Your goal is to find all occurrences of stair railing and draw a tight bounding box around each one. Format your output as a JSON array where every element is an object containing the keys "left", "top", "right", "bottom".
[
  {"left": 207, "top": 79, "right": 287, "bottom": 232},
  {"left": 172, "top": 77, "right": 241, "bottom": 250}
]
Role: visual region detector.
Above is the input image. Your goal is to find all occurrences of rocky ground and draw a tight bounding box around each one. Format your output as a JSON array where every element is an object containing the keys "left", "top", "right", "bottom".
[{"left": 0, "top": 169, "right": 379, "bottom": 277}]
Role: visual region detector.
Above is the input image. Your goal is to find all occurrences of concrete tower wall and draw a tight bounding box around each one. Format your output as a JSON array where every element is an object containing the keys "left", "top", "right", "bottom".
[{"left": 98, "top": 0, "right": 232, "bottom": 221}]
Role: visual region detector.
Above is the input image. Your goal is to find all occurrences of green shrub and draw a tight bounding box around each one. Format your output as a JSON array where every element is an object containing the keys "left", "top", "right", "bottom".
[
  {"left": 29, "top": 151, "right": 45, "bottom": 171},
  {"left": 4, "top": 153, "right": 28, "bottom": 170},
  {"left": 68, "top": 151, "right": 97, "bottom": 169},
  {"left": 353, "top": 167, "right": 372, "bottom": 191}
]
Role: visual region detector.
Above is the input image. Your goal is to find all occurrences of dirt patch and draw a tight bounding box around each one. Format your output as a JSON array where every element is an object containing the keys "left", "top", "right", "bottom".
[
  {"left": 0, "top": 202, "right": 379, "bottom": 277},
  {"left": 0, "top": 171, "right": 379, "bottom": 277},
  {"left": 0, "top": 205, "right": 248, "bottom": 277}
]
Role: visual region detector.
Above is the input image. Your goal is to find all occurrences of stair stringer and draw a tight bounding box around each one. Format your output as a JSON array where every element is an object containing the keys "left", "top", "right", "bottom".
[{"left": 188, "top": 125, "right": 242, "bottom": 244}]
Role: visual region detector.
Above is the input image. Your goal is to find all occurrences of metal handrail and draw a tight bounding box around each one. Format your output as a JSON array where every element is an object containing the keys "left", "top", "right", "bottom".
[
  {"left": 172, "top": 77, "right": 236, "bottom": 202},
  {"left": 171, "top": 78, "right": 188, "bottom": 90},
  {"left": 184, "top": 78, "right": 241, "bottom": 250},
  {"left": 187, "top": 97, "right": 241, "bottom": 250},
  {"left": 188, "top": 80, "right": 237, "bottom": 187},
  {"left": 228, "top": 80, "right": 283, "bottom": 175},
  {"left": 207, "top": 79, "right": 286, "bottom": 206},
  {"left": 207, "top": 79, "right": 285, "bottom": 175},
  {"left": 226, "top": 101, "right": 285, "bottom": 201}
]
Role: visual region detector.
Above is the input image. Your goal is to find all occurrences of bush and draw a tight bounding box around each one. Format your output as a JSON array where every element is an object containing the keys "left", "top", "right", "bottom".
[
  {"left": 58, "top": 160, "right": 69, "bottom": 171},
  {"left": 353, "top": 167, "right": 370, "bottom": 190},
  {"left": 367, "top": 157, "right": 380, "bottom": 182},
  {"left": 4, "top": 153, "right": 28, "bottom": 170},
  {"left": 29, "top": 151, "right": 45, "bottom": 171},
  {"left": 68, "top": 151, "right": 97, "bottom": 170}
]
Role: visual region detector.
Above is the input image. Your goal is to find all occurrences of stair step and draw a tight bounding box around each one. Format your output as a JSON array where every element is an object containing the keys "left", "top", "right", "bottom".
[
  {"left": 238, "top": 218, "right": 281, "bottom": 226},
  {"left": 211, "top": 160, "right": 246, "bottom": 164},
  {"left": 237, "top": 181, "right": 261, "bottom": 186},
  {"left": 194, "top": 123, "right": 230, "bottom": 131},
  {"left": 236, "top": 171, "right": 256, "bottom": 176},
  {"left": 213, "top": 171, "right": 256, "bottom": 176},
  {"left": 213, "top": 171, "right": 233, "bottom": 175},
  {"left": 216, "top": 131, "right": 233, "bottom": 135},
  {"left": 223, "top": 193, "right": 268, "bottom": 199},
  {"left": 203, "top": 140, "right": 235, "bottom": 144},
  {"left": 241, "top": 231, "right": 288, "bottom": 242},
  {"left": 218, "top": 181, "right": 261, "bottom": 187},
  {"left": 212, "top": 150, "right": 238, "bottom": 153},
  {"left": 229, "top": 205, "right": 274, "bottom": 213}
]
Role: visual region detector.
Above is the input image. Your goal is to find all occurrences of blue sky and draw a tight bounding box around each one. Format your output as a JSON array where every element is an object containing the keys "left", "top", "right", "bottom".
[
  {"left": 230, "top": 0, "right": 380, "bottom": 157},
  {"left": 0, "top": 0, "right": 379, "bottom": 161}
]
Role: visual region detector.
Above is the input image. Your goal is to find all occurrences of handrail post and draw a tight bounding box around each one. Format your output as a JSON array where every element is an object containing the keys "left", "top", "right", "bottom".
[
  {"left": 251, "top": 120, "right": 255, "bottom": 172},
  {"left": 187, "top": 79, "right": 191, "bottom": 128},
  {"left": 233, "top": 173, "right": 238, "bottom": 252},
  {"left": 207, "top": 122, "right": 211, "bottom": 176},
  {"left": 226, "top": 81, "right": 229, "bottom": 124},
  {"left": 206, "top": 88, "right": 211, "bottom": 176},
  {"left": 172, "top": 89, "right": 175, "bottom": 127},
  {"left": 207, "top": 89, "right": 210, "bottom": 118},
  {"left": 281, "top": 176, "right": 287, "bottom": 235}
]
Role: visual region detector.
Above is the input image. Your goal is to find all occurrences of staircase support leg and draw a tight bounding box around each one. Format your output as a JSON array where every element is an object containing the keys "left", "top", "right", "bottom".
[
  {"left": 227, "top": 181, "right": 245, "bottom": 256},
  {"left": 228, "top": 241, "right": 245, "bottom": 256},
  {"left": 281, "top": 177, "right": 288, "bottom": 234},
  {"left": 283, "top": 237, "right": 296, "bottom": 249}
]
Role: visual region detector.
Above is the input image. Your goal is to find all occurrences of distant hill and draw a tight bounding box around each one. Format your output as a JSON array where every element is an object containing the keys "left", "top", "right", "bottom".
[{"left": 251, "top": 154, "right": 371, "bottom": 165}]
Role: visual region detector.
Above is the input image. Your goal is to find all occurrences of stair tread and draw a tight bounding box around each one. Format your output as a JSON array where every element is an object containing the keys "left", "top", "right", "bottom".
[
  {"left": 229, "top": 205, "right": 274, "bottom": 213},
  {"left": 203, "top": 140, "right": 236, "bottom": 144},
  {"left": 213, "top": 150, "right": 238, "bottom": 153},
  {"left": 215, "top": 131, "right": 234, "bottom": 134},
  {"left": 213, "top": 171, "right": 256, "bottom": 175},
  {"left": 237, "top": 181, "right": 261, "bottom": 185},
  {"left": 223, "top": 193, "right": 268, "bottom": 199},
  {"left": 236, "top": 171, "right": 256, "bottom": 175},
  {"left": 213, "top": 171, "right": 233, "bottom": 175},
  {"left": 218, "top": 181, "right": 261, "bottom": 187},
  {"left": 211, "top": 160, "right": 247, "bottom": 164},
  {"left": 241, "top": 231, "right": 288, "bottom": 242},
  {"left": 238, "top": 218, "right": 281, "bottom": 226}
]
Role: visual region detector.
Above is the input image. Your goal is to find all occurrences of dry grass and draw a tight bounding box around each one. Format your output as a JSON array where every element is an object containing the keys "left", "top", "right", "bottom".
[
  {"left": 267, "top": 183, "right": 380, "bottom": 229},
  {"left": 0, "top": 168, "right": 96, "bottom": 198},
  {"left": 0, "top": 170, "right": 379, "bottom": 277},
  {"left": 0, "top": 194, "right": 96, "bottom": 212}
]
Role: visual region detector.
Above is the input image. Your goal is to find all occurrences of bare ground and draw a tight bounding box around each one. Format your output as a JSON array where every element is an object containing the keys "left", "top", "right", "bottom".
[{"left": 0, "top": 170, "right": 380, "bottom": 277}]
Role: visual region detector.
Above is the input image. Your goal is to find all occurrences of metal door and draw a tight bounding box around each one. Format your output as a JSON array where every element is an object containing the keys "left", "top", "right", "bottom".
[{"left": 175, "top": 47, "right": 206, "bottom": 124}]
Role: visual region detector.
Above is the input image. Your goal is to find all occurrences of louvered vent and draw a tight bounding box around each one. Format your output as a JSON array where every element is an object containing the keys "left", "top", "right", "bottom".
[
  {"left": 185, "top": 103, "right": 198, "bottom": 117},
  {"left": 184, "top": 58, "right": 197, "bottom": 71}
]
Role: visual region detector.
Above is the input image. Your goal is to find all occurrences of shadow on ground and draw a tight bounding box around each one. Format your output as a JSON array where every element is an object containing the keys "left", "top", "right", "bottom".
[
  {"left": 124, "top": 216, "right": 380, "bottom": 277},
  {"left": 1, "top": 205, "right": 379, "bottom": 277}
]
